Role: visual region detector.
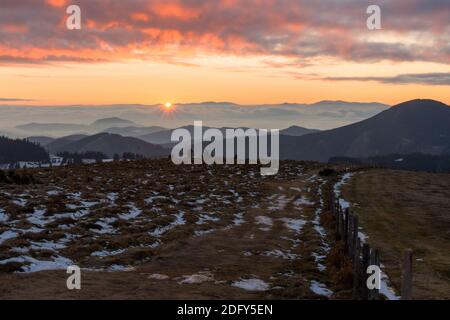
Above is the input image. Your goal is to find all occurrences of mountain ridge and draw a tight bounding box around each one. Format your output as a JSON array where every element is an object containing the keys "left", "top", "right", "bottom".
[
  {"left": 49, "top": 133, "right": 168, "bottom": 158},
  {"left": 279, "top": 99, "right": 450, "bottom": 161}
]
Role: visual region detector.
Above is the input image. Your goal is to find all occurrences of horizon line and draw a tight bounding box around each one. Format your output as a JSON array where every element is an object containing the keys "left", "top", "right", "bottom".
[
  {"left": 1, "top": 98, "right": 449, "bottom": 108},
  {"left": 0, "top": 99, "right": 401, "bottom": 108}
]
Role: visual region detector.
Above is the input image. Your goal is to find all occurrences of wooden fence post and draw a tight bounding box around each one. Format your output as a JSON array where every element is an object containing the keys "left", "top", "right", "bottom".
[
  {"left": 335, "top": 209, "right": 340, "bottom": 240},
  {"left": 351, "top": 215, "right": 359, "bottom": 259},
  {"left": 361, "top": 243, "right": 371, "bottom": 300},
  {"left": 336, "top": 199, "right": 340, "bottom": 218},
  {"left": 330, "top": 192, "right": 335, "bottom": 215},
  {"left": 344, "top": 208, "right": 349, "bottom": 254},
  {"left": 352, "top": 237, "right": 361, "bottom": 299},
  {"left": 368, "top": 248, "right": 380, "bottom": 300},
  {"left": 401, "top": 249, "right": 413, "bottom": 300},
  {"left": 347, "top": 213, "right": 354, "bottom": 257},
  {"left": 351, "top": 215, "right": 360, "bottom": 299}
]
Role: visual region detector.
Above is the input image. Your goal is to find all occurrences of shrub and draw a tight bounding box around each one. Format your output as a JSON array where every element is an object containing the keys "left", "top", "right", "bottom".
[
  {"left": 2, "top": 169, "right": 37, "bottom": 185},
  {"left": 0, "top": 169, "right": 8, "bottom": 183},
  {"left": 319, "top": 168, "right": 337, "bottom": 177}
]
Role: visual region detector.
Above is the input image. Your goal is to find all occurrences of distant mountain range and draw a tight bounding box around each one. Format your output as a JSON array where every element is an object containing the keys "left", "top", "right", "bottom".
[
  {"left": 91, "top": 117, "right": 136, "bottom": 130},
  {"left": 138, "top": 125, "right": 220, "bottom": 145},
  {"left": 102, "top": 126, "right": 166, "bottom": 137},
  {"left": 27, "top": 136, "right": 56, "bottom": 146},
  {"left": 309, "top": 100, "right": 388, "bottom": 108},
  {"left": 46, "top": 133, "right": 167, "bottom": 158},
  {"left": 280, "top": 126, "right": 320, "bottom": 136},
  {"left": 6, "top": 99, "right": 449, "bottom": 165},
  {"left": 280, "top": 99, "right": 450, "bottom": 161},
  {"left": 16, "top": 117, "right": 138, "bottom": 136},
  {"left": 7, "top": 100, "right": 389, "bottom": 137},
  {"left": 46, "top": 134, "right": 89, "bottom": 152},
  {"left": 26, "top": 123, "right": 319, "bottom": 157},
  {"left": 16, "top": 123, "right": 89, "bottom": 133},
  {"left": 138, "top": 125, "right": 319, "bottom": 145}
]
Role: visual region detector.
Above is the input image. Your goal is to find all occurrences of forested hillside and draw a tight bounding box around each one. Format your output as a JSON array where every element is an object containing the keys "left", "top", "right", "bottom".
[{"left": 0, "top": 136, "right": 49, "bottom": 163}]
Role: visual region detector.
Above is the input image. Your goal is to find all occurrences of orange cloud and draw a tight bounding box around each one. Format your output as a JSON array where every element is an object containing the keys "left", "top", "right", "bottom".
[
  {"left": 152, "top": 2, "right": 199, "bottom": 20},
  {"left": 3, "top": 24, "right": 28, "bottom": 33},
  {"left": 131, "top": 12, "right": 150, "bottom": 22},
  {"left": 46, "top": 0, "right": 68, "bottom": 8},
  {"left": 0, "top": 0, "right": 448, "bottom": 67}
]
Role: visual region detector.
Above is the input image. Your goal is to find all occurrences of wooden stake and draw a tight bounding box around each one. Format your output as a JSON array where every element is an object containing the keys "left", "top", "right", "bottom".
[{"left": 401, "top": 249, "right": 413, "bottom": 300}]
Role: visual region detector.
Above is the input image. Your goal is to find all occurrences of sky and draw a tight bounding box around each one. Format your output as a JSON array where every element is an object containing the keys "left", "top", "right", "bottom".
[{"left": 0, "top": 0, "right": 449, "bottom": 106}]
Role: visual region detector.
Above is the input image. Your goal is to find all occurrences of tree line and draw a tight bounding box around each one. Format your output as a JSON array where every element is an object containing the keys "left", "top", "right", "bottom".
[
  {"left": 0, "top": 136, "right": 49, "bottom": 164},
  {"left": 57, "top": 151, "right": 146, "bottom": 164}
]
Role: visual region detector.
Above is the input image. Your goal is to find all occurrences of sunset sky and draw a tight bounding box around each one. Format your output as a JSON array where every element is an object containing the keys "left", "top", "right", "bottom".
[{"left": 0, "top": 0, "right": 449, "bottom": 106}]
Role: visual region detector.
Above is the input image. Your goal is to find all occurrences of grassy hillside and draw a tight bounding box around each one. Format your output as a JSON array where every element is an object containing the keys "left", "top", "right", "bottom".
[
  {"left": 0, "top": 159, "right": 351, "bottom": 299},
  {"left": 341, "top": 170, "right": 450, "bottom": 299}
]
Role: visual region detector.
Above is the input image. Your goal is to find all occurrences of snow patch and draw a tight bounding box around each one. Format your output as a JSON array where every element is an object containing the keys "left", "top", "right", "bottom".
[
  {"left": 334, "top": 173, "right": 354, "bottom": 198},
  {"left": 194, "top": 229, "right": 215, "bottom": 236},
  {"left": 149, "top": 212, "right": 185, "bottom": 237},
  {"left": 27, "top": 208, "right": 50, "bottom": 227},
  {"left": 310, "top": 280, "right": 333, "bottom": 297},
  {"left": 92, "top": 217, "right": 118, "bottom": 234},
  {"left": 380, "top": 268, "right": 400, "bottom": 300},
  {"left": 255, "top": 216, "right": 273, "bottom": 226},
  {"left": 91, "top": 248, "right": 126, "bottom": 257},
  {"left": 0, "top": 210, "right": 9, "bottom": 223},
  {"left": 179, "top": 271, "right": 214, "bottom": 284},
  {"left": 262, "top": 249, "right": 299, "bottom": 260},
  {"left": 13, "top": 198, "right": 27, "bottom": 207},
  {"left": 145, "top": 195, "right": 168, "bottom": 204},
  {"left": 107, "top": 265, "right": 135, "bottom": 272},
  {"left": 196, "top": 214, "right": 220, "bottom": 225},
  {"left": 232, "top": 279, "right": 270, "bottom": 292},
  {"left": 30, "top": 238, "right": 70, "bottom": 251},
  {"left": 0, "top": 230, "right": 18, "bottom": 245},
  {"left": 293, "top": 196, "right": 314, "bottom": 207},
  {"left": 106, "top": 192, "right": 118, "bottom": 205},
  {"left": 0, "top": 255, "right": 73, "bottom": 273},
  {"left": 267, "top": 195, "right": 292, "bottom": 211},
  {"left": 255, "top": 215, "right": 273, "bottom": 231},
  {"left": 119, "top": 204, "right": 142, "bottom": 220},
  {"left": 233, "top": 212, "right": 245, "bottom": 226},
  {"left": 281, "top": 218, "right": 307, "bottom": 234},
  {"left": 148, "top": 273, "right": 170, "bottom": 280}
]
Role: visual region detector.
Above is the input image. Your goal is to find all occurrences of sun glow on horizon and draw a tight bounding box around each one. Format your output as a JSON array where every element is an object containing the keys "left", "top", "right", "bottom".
[{"left": 161, "top": 101, "right": 177, "bottom": 114}]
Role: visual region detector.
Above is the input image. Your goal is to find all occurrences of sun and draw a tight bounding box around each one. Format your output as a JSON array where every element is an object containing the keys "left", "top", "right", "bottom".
[{"left": 161, "top": 102, "right": 176, "bottom": 114}]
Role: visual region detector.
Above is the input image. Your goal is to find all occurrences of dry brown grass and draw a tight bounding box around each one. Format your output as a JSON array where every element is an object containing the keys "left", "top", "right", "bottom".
[
  {"left": 0, "top": 159, "right": 353, "bottom": 299},
  {"left": 341, "top": 169, "right": 450, "bottom": 299}
]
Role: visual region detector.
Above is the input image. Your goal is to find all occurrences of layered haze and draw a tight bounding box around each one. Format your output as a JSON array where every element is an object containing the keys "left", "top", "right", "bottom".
[{"left": 1, "top": 101, "right": 388, "bottom": 138}]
